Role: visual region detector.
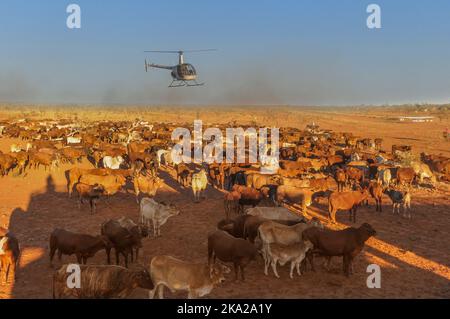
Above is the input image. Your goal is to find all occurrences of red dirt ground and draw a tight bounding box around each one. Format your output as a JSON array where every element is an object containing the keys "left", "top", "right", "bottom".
[{"left": 0, "top": 118, "right": 449, "bottom": 298}]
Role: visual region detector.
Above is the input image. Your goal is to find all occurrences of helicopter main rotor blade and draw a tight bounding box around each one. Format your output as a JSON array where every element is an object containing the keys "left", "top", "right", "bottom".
[
  {"left": 182, "top": 49, "right": 217, "bottom": 53},
  {"left": 144, "top": 49, "right": 217, "bottom": 54},
  {"left": 144, "top": 50, "right": 181, "bottom": 53}
]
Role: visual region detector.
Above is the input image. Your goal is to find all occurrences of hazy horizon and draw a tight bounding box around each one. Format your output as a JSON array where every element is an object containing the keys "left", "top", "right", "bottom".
[{"left": 1, "top": 0, "right": 450, "bottom": 106}]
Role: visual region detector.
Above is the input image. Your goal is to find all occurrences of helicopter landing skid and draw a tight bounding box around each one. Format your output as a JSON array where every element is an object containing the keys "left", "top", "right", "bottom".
[{"left": 168, "top": 80, "right": 204, "bottom": 88}]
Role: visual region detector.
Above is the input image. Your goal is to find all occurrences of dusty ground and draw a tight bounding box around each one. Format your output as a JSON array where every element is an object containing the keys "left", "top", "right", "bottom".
[{"left": 0, "top": 107, "right": 449, "bottom": 299}]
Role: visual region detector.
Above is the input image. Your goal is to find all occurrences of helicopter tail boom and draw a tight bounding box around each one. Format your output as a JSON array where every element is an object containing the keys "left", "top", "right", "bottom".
[{"left": 144, "top": 59, "right": 173, "bottom": 72}]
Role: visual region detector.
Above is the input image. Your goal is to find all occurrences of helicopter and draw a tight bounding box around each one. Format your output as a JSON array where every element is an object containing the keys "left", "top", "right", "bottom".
[{"left": 144, "top": 49, "right": 216, "bottom": 87}]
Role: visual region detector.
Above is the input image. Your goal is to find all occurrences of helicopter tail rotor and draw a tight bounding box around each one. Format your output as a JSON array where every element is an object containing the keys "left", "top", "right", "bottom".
[{"left": 144, "top": 59, "right": 148, "bottom": 72}]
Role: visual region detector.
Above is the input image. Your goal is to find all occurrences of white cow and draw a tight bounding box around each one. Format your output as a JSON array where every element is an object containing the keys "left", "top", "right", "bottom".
[
  {"left": 10, "top": 144, "right": 22, "bottom": 153},
  {"left": 191, "top": 169, "right": 208, "bottom": 202},
  {"left": 377, "top": 168, "right": 392, "bottom": 187},
  {"left": 140, "top": 198, "right": 180, "bottom": 237},
  {"left": 411, "top": 162, "right": 436, "bottom": 185},
  {"left": 66, "top": 136, "right": 82, "bottom": 144},
  {"left": 102, "top": 156, "right": 124, "bottom": 170}
]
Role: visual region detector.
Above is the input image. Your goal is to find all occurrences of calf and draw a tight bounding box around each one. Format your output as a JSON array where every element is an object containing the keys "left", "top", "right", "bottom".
[
  {"left": 302, "top": 223, "right": 376, "bottom": 276},
  {"left": 267, "top": 240, "right": 313, "bottom": 279},
  {"left": 208, "top": 230, "right": 258, "bottom": 281},
  {"left": 257, "top": 219, "right": 323, "bottom": 275},
  {"left": 384, "top": 189, "right": 412, "bottom": 218},
  {"left": 149, "top": 255, "right": 230, "bottom": 299},
  {"left": 53, "top": 264, "right": 153, "bottom": 298},
  {"left": 49, "top": 229, "right": 109, "bottom": 265},
  {"left": 75, "top": 183, "right": 105, "bottom": 214}
]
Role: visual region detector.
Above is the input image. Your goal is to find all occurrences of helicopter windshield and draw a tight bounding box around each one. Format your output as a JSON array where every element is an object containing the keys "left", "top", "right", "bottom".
[{"left": 178, "top": 63, "right": 196, "bottom": 76}]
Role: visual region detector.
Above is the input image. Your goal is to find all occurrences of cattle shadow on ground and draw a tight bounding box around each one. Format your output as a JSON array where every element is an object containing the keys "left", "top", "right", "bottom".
[
  {"left": 3, "top": 173, "right": 450, "bottom": 298},
  {"left": 158, "top": 167, "right": 225, "bottom": 202},
  {"left": 307, "top": 198, "right": 450, "bottom": 286},
  {"left": 5, "top": 174, "right": 164, "bottom": 298}
]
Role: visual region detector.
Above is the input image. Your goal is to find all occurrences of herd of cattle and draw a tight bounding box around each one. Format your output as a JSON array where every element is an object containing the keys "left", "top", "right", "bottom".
[{"left": 0, "top": 118, "right": 449, "bottom": 298}]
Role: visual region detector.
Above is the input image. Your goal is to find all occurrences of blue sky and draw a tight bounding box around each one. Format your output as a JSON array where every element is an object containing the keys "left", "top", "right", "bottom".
[{"left": 0, "top": 0, "right": 449, "bottom": 105}]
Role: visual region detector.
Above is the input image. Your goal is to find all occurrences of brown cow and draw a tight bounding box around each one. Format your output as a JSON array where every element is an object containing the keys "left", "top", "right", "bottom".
[
  {"left": 328, "top": 189, "right": 369, "bottom": 223},
  {"left": 49, "top": 229, "right": 109, "bottom": 265},
  {"left": 280, "top": 160, "right": 311, "bottom": 173},
  {"left": 101, "top": 219, "right": 146, "bottom": 267},
  {"left": 67, "top": 167, "right": 109, "bottom": 196},
  {"left": 345, "top": 166, "right": 364, "bottom": 186},
  {"left": 133, "top": 174, "right": 163, "bottom": 203},
  {"left": 217, "top": 215, "right": 250, "bottom": 239},
  {"left": 79, "top": 174, "right": 126, "bottom": 196},
  {"left": 302, "top": 223, "right": 376, "bottom": 276},
  {"left": 335, "top": 168, "right": 347, "bottom": 192},
  {"left": 309, "top": 176, "right": 337, "bottom": 191},
  {"left": 223, "top": 191, "right": 241, "bottom": 219},
  {"left": 29, "top": 151, "right": 58, "bottom": 171},
  {"left": 232, "top": 185, "right": 264, "bottom": 213},
  {"left": 208, "top": 230, "right": 258, "bottom": 281},
  {"left": 0, "top": 153, "right": 17, "bottom": 176},
  {"left": 176, "top": 163, "right": 193, "bottom": 187},
  {"left": 59, "top": 147, "right": 85, "bottom": 164},
  {"left": 396, "top": 167, "right": 416, "bottom": 187},
  {"left": 9, "top": 151, "right": 28, "bottom": 175},
  {"left": 276, "top": 185, "right": 314, "bottom": 216},
  {"left": 368, "top": 181, "right": 384, "bottom": 212}
]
